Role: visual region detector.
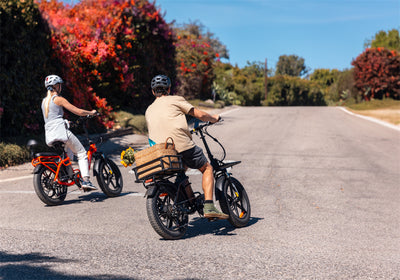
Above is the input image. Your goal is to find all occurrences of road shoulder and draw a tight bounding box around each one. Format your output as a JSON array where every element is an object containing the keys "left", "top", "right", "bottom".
[{"left": 338, "top": 107, "right": 400, "bottom": 131}]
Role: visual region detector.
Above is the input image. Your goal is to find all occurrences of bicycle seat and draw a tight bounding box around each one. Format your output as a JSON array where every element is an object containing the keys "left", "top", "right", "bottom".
[
  {"left": 50, "top": 141, "right": 66, "bottom": 155},
  {"left": 34, "top": 152, "right": 59, "bottom": 158},
  {"left": 51, "top": 141, "right": 65, "bottom": 148}
]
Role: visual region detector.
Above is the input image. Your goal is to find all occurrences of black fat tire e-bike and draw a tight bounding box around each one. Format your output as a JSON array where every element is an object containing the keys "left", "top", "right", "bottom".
[{"left": 133, "top": 120, "right": 251, "bottom": 240}]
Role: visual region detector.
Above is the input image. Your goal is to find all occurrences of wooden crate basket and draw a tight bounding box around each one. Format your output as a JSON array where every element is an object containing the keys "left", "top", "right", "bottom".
[{"left": 133, "top": 137, "right": 184, "bottom": 180}]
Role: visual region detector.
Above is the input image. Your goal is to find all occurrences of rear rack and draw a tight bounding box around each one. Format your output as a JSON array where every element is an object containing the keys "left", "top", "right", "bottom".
[{"left": 132, "top": 155, "right": 184, "bottom": 182}]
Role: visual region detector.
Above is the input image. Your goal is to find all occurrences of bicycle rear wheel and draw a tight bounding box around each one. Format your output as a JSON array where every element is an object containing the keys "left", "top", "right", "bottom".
[
  {"left": 33, "top": 165, "right": 67, "bottom": 206},
  {"left": 146, "top": 187, "right": 188, "bottom": 240}
]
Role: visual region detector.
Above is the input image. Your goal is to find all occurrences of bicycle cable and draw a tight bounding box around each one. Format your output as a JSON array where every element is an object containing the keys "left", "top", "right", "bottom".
[{"left": 204, "top": 125, "right": 226, "bottom": 162}]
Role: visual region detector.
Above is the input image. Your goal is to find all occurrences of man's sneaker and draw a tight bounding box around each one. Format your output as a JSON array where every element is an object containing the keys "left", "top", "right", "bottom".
[
  {"left": 203, "top": 203, "right": 229, "bottom": 220},
  {"left": 81, "top": 180, "right": 97, "bottom": 192}
]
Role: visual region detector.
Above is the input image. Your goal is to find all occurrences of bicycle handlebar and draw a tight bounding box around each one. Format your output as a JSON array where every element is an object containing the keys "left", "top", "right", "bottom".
[
  {"left": 80, "top": 112, "right": 100, "bottom": 120},
  {"left": 70, "top": 113, "right": 100, "bottom": 127},
  {"left": 191, "top": 117, "right": 222, "bottom": 134}
]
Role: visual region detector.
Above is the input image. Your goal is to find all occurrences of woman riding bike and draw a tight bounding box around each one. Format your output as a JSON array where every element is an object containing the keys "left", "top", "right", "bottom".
[{"left": 42, "top": 74, "right": 97, "bottom": 191}]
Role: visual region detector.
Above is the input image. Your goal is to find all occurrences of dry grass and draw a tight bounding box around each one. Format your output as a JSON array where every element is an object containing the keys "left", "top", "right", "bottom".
[
  {"left": 348, "top": 109, "right": 400, "bottom": 125},
  {"left": 346, "top": 98, "right": 400, "bottom": 126}
]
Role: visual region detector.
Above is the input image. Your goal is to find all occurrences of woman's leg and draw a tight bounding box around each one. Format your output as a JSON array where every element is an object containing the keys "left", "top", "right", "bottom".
[{"left": 64, "top": 130, "right": 90, "bottom": 179}]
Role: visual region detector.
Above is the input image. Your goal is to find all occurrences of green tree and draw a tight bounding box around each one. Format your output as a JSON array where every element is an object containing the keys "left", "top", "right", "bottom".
[
  {"left": 266, "top": 76, "right": 326, "bottom": 106},
  {"left": 275, "top": 54, "right": 309, "bottom": 77},
  {"left": 310, "top": 69, "right": 343, "bottom": 102},
  {"left": 0, "top": 0, "right": 59, "bottom": 137},
  {"left": 364, "top": 29, "right": 400, "bottom": 51},
  {"left": 309, "top": 69, "right": 340, "bottom": 88},
  {"left": 326, "top": 69, "right": 357, "bottom": 103},
  {"left": 242, "top": 61, "right": 266, "bottom": 78},
  {"left": 213, "top": 61, "right": 266, "bottom": 106}
]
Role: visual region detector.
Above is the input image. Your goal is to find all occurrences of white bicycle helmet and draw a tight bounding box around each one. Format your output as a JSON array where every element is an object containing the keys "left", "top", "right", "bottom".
[{"left": 45, "top": 75, "right": 63, "bottom": 89}]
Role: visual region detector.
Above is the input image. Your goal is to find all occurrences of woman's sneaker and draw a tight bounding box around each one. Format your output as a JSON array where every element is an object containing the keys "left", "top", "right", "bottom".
[
  {"left": 203, "top": 203, "right": 229, "bottom": 219},
  {"left": 81, "top": 180, "right": 97, "bottom": 192}
]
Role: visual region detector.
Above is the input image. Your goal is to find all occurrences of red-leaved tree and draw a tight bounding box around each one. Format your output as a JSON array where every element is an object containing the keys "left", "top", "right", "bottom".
[
  {"left": 351, "top": 47, "right": 400, "bottom": 100},
  {"left": 175, "top": 23, "right": 223, "bottom": 100},
  {"left": 37, "top": 0, "right": 176, "bottom": 127}
]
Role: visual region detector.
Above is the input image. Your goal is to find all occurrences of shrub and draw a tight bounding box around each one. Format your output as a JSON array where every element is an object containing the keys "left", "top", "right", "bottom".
[
  {"left": 351, "top": 47, "right": 400, "bottom": 100},
  {"left": 0, "top": 142, "right": 29, "bottom": 167},
  {"left": 0, "top": 0, "right": 59, "bottom": 137},
  {"left": 266, "top": 75, "right": 326, "bottom": 106}
]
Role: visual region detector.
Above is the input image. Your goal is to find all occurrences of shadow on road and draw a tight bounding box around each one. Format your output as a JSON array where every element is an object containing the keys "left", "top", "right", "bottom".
[
  {"left": 0, "top": 251, "right": 136, "bottom": 280},
  {"left": 176, "top": 216, "right": 262, "bottom": 240},
  {"left": 42, "top": 191, "right": 139, "bottom": 207}
]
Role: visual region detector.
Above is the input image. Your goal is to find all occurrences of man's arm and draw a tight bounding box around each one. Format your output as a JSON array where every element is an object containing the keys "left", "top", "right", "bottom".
[{"left": 188, "top": 108, "right": 219, "bottom": 123}]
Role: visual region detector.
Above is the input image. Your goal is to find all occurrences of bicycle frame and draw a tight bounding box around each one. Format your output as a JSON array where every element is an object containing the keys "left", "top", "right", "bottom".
[
  {"left": 191, "top": 122, "right": 242, "bottom": 202},
  {"left": 31, "top": 141, "right": 98, "bottom": 186},
  {"left": 192, "top": 122, "right": 241, "bottom": 174}
]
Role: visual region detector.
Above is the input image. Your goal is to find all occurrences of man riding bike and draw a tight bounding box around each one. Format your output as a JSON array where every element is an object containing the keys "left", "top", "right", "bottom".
[{"left": 145, "top": 74, "right": 228, "bottom": 219}]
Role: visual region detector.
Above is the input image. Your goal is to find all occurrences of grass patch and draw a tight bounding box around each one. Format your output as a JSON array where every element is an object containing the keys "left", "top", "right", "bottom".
[
  {"left": 346, "top": 98, "right": 400, "bottom": 110},
  {"left": 346, "top": 98, "right": 400, "bottom": 125},
  {"left": 113, "top": 110, "right": 147, "bottom": 134}
]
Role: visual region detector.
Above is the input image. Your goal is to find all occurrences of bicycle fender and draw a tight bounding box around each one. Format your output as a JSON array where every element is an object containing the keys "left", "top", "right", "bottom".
[
  {"left": 145, "top": 184, "right": 158, "bottom": 198},
  {"left": 92, "top": 155, "right": 105, "bottom": 177},
  {"left": 214, "top": 176, "right": 225, "bottom": 201},
  {"left": 146, "top": 182, "right": 178, "bottom": 198},
  {"left": 33, "top": 164, "right": 43, "bottom": 174}
]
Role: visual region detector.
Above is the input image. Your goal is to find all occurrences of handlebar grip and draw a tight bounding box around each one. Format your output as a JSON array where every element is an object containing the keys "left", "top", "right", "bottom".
[{"left": 85, "top": 112, "right": 100, "bottom": 118}]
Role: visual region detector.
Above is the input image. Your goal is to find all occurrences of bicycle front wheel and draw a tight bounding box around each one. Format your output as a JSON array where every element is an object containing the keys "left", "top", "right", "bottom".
[
  {"left": 219, "top": 177, "right": 251, "bottom": 228},
  {"left": 96, "top": 158, "right": 123, "bottom": 197}
]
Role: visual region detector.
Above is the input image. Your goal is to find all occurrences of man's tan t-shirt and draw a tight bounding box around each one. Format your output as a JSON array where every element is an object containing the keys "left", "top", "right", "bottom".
[{"left": 145, "top": 95, "right": 194, "bottom": 153}]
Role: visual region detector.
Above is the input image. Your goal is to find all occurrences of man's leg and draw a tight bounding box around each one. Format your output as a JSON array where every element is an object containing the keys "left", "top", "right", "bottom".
[
  {"left": 199, "top": 162, "right": 228, "bottom": 219},
  {"left": 199, "top": 162, "right": 213, "bottom": 200}
]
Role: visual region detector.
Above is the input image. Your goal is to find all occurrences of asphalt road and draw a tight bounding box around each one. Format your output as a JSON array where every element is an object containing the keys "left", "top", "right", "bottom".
[{"left": 0, "top": 107, "right": 399, "bottom": 279}]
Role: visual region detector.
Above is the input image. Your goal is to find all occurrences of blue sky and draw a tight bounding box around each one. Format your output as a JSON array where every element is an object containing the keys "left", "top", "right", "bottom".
[{"left": 153, "top": 0, "right": 399, "bottom": 72}]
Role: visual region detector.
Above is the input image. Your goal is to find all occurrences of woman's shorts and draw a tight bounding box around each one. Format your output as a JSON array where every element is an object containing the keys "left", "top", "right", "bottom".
[{"left": 178, "top": 146, "right": 208, "bottom": 170}]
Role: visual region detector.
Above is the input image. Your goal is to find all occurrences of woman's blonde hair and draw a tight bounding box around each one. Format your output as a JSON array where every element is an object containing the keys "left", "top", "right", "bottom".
[{"left": 43, "top": 90, "right": 52, "bottom": 118}]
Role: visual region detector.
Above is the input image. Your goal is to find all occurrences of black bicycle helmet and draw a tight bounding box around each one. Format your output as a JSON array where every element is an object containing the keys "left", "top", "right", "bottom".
[{"left": 151, "top": 75, "right": 171, "bottom": 90}]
